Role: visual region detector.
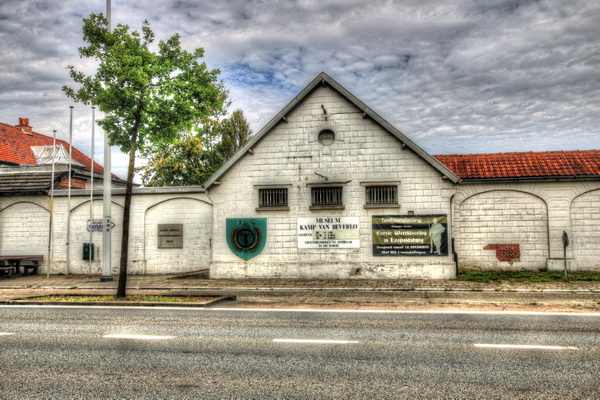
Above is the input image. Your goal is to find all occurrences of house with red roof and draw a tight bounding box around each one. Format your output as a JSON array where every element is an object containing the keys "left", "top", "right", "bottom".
[{"left": 0, "top": 118, "right": 126, "bottom": 193}]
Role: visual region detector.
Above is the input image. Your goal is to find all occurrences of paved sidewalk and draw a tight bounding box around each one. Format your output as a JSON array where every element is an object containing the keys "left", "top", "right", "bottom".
[
  {"left": 1, "top": 273, "right": 599, "bottom": 292},
  {"left": 1, "top": 274, "right": 599, "bottom": 312}
]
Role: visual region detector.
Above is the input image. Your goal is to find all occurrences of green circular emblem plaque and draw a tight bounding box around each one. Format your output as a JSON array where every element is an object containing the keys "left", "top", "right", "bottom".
[{"left": 227, "top": 219, "right": 267, "bottom": 260}]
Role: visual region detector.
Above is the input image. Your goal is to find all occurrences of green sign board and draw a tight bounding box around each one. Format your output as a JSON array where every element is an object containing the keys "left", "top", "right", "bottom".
[
  {"left": 226, "top": 218, "right": 267, "bottom": 261},
  {"left": 372, "top": 215, "right": 448, "bottom": 256}
]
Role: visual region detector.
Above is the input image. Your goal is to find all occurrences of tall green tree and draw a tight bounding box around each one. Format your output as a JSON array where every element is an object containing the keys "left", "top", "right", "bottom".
[
  {"left": 63, "top": 14, "right": 225, "bottom": 297},
  {"left": 218, "top": 109, "right": 252, "bottom": 160},
  {"left": 138, "top": 132, "right": 225, "bottom": 186},
  {"left": 139, "top": 108, "right": 251, "bottom": 186}
]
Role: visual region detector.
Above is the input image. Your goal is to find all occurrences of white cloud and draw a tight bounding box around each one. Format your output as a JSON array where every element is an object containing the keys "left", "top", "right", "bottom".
[{"left": 0, "top": 0, "right": 599, "bottom": 182}]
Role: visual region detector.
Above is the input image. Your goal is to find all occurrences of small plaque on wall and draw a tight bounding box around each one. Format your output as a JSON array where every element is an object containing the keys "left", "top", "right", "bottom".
[{"left": 158, "top": 224, "right": 183, "bottom": 248}]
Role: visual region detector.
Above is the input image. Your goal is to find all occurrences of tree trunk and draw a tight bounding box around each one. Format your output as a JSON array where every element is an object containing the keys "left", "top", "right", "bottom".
[{"left": 116, "top": 127, "right": 139, "bottom": 298}]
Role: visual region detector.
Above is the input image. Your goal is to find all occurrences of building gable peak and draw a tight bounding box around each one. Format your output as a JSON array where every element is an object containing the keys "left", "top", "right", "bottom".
[{"left": 204, "top": 72, "right": 459, "bottom": 188}]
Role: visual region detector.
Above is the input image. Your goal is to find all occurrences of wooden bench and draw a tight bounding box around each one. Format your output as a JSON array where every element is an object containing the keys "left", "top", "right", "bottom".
[
  {"left": 0, "top": 255, "right": 43, "bottom": 276},
  {"left": 0, "top": 260, "right": 17, "bottom": 278},
  {"left": 20, "top": 262, "right": 40, "bottom": 276}
]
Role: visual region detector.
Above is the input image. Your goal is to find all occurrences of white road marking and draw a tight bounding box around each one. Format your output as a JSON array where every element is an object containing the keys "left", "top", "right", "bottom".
[
  {"left": 0, "top": 332, "right": 15, "bottom": 336},
  {"left": 474, "top": 344, "right": 579, "bottom": 350},
  {"left": 103, "top": 334, "right": 175, "bottom": 340},
  {"left": 273, "top": 339, "right": 359, "bottom": 344},
  {"left": 212, "top": 308, "right": 600, "bottom": 317}
]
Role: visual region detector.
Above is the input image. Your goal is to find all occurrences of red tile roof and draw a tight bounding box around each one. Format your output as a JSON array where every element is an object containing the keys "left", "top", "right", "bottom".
[
  {"left": 0, "top": 120, "right": 105, "bottom": 174},
  {"left": 434, "top": 150, "right": 600, "bottom": 179}
]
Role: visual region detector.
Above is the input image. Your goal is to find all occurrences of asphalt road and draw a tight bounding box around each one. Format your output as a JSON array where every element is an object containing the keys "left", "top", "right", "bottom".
[{"left": 0, "top": 306, "right": 598, "bottom": 399}]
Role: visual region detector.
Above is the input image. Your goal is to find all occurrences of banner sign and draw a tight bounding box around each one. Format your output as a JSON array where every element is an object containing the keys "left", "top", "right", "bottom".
[
  {"left": 226, "top": 218, "right": 267, "bottom": 261},
  {"left": 372, "top": 215, "right": 448, "bottom": 256},
  {"left": 298, "top": 217, "right": 360, "bottom": 249}
]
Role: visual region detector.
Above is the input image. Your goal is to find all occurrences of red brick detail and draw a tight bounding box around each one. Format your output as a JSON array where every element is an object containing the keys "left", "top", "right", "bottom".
[
  {"left": 483, "top": 244, "right": 521, "bottom": 262},
  {"left": 434, "top": 151, "right": 600, "bottom": 179},
  {"left": 58, "top": 177, "right": 87, "bottom": 189}
]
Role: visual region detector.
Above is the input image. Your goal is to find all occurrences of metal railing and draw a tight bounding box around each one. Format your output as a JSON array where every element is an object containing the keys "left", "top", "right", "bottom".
[
  {"left": 366, "top": 185, "right": 397, "bottom": 205},
  {"left": 259, "top": 188, "right": 288, "bottom": 207},
  {"left": 311, "top": 187, "right": 343, "bottom": 206}
]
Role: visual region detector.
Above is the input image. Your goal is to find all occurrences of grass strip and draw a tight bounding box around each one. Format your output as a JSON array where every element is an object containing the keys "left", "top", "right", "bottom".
[{"left": 454, "top": 270, "right": 600, "bottom": 283}]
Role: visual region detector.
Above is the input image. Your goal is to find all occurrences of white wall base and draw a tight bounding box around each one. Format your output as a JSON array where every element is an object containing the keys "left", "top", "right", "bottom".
[{"left": 210, "top": 261, "right": 456, "bottom": 280}]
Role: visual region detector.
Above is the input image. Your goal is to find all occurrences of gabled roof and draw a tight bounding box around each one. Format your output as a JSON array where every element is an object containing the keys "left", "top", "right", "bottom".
[
  {"left": 434, "top": 150, "right": 600, "bottom": 180},
  {"left": 204, "top": 72, "right": 460, "bottom": 188},
  {"left": 0, "top": 121, "right": 105, "bottom": 174}
]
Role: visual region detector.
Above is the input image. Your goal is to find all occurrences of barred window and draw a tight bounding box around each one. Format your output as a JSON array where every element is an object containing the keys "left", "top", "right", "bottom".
[
  {"left": 258, "top": 188, "right": 288, "bottom": 207},
  {"left": 311, "top": 187, "right": 343, "bottom": 206},
  {"left": 366, "top": 185, "right": 397, "bottom": 205}
]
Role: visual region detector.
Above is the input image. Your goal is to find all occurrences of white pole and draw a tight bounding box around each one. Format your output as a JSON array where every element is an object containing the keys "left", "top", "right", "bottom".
[
  {"left": 101, "top": 0, "right": 113, "bottom": 282},
  {"left": 66, "top": 106, "right": 73, "bottom": 277},
  {"left": 89, "top": 107, "right": 95, "bottom": 276},
  {"left": 47, "top": 130, "right": 57, "bottom": 278},
  {"left": 107, "top": 0, "right": 111, "bottom": 31}
]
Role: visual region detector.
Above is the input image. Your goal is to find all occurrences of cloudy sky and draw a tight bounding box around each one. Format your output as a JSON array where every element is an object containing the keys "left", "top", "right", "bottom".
[{"left": 1, "top": 0, "right": 599, "bottom": 180}]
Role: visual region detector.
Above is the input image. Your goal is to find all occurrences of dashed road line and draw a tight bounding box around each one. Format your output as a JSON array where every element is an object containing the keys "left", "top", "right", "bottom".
[
  {"left": 103, "top": 334, "right": 175, "bottom": 340},
  {"left": 474, "top": 344, "right": 579, "bottom": 350},
  {"left": 273, "top": 339, "right": 359, "bottom": 344}
]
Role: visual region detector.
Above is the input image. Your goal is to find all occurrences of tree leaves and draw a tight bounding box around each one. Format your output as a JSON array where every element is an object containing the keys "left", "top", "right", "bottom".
[
  {"left": 219, "top": 109, "right": 252, "bottom": 159},
  {"left": 138, "top": 109, "right": 251, "bottom": 187},
  {"left": 63, "top": 13, "right": 225, "bottom": 154}
]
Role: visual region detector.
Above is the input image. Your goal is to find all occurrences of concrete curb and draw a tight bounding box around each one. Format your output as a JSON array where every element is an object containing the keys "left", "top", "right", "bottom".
[
  {"left": 0, "top": 295, "right": 236, "bottom": 307},
  {"left": 1, "top": 285, "right": 599, "bottom": 293}
]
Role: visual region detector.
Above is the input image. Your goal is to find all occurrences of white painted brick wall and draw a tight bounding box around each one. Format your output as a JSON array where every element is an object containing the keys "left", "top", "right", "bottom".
[
  {"left": 0, "top": 181, "right": 598, "bottom": 276},
  {"left": 455, "top": 190, "right": 548, "bottom": 270},
  {"left": 210, "top": 85, "right": 456, "bottom": 279},
  {"left": 0, "top": 201, "right": 50, "bottom": 270},
  {"left": 67, "top": 199, "right": 123, "bottom": 274},
  {"left": 143, "top": 198, "right": 212, "bottom": 274},
  {"left": 454, "top": 182, "right": 600, "bottom": 271},
  {"left": 570, "top": 189, "right": 600, "bottom": 270},
  {"left": 0, "top": 191, "right": 213, "bottom": 275}
]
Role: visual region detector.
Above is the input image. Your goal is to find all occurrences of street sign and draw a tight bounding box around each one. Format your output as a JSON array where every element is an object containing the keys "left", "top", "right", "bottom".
[{"left": 87, "top": 219, "right": 116, "bottom": 232}]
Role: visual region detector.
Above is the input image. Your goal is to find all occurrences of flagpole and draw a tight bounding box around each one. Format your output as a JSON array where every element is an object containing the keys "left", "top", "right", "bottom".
[
  {"left": 101, "top": 0, "right": 113, "bottom": 282},
  {"left": 66, "top": 106, "right": 73, "bottom": 277},
  {"left": 89, "top": 107, "right": 95, "bottom": 276},
  {"left": 47, "top": 130, "right": 57, "bottom": 279}
]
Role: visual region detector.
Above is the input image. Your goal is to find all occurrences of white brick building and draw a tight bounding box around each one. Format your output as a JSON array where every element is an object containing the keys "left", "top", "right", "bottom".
[{"left": 1, "top": 73, "right": 599, "bottom": 279}]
